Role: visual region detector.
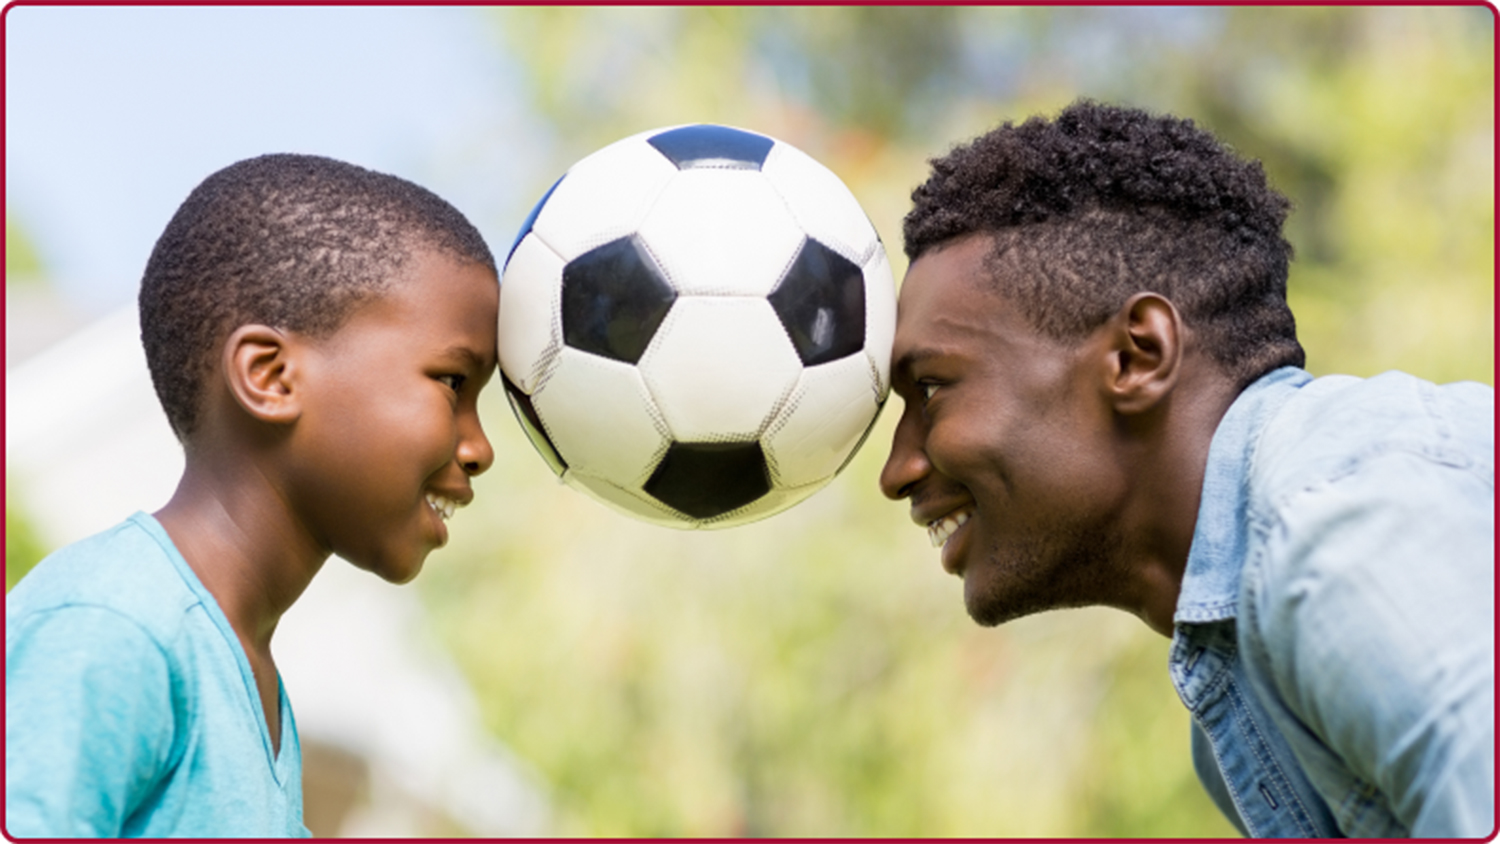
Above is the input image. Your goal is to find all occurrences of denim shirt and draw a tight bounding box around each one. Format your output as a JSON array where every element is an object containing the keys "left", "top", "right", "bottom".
[{"left": 1171, "top": 367, "right": 1494, "bottom": 838}]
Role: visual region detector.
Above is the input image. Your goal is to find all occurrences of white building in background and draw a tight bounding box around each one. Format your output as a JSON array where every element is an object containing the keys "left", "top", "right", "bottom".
[{"left": 5, "top": 290, "right": 551, "bottom": 837}]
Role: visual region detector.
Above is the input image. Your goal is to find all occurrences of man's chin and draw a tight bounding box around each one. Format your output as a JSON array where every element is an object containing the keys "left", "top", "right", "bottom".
[
  {"left": 960, "top": 525, "right": 1119, "bottom": 627},
  {"left": 962, "top": 564, "right": 1073, "bottom": 628},
  {"left": 963, "top": 575, "right": 1020, "bottom": 627}
]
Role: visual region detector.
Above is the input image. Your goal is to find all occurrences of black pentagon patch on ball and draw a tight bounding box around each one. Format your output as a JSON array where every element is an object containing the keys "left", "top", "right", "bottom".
[
  {"left": 562, "top": 235, "right": 677, "bottom": 364},
  {"left": 647, "top": 125, "right": 775, "bottom": 171},
  {"left": 505, "top": 175, "right": 563, "bottom": 267},
  {"left": 769, "top": 238, "right": 866, "bottom": 366},
  {"left": 502, "top": 373, "right": 567, "bottom": 477},
  {"left": 644, "top": 441, "right": 772, "bottom": 519}
]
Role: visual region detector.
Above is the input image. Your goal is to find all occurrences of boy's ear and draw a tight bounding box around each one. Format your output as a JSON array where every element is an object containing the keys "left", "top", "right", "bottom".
[
  {"left": 1101, "top": 292, "right": 1182, "bottom": 416},
  {"left": 222, "top": 325, "right": 302, "bottom": 425}
]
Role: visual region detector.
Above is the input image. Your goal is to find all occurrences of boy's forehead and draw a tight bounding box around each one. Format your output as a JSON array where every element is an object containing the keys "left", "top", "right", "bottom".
[
  {"left": 377, "top": 250, "right": 498, "bottom": 305},
  {"left": 337, "top": 251, "right": 498, "bottom": 337},
  {"left": 398, "top": 243, "right": 498, "bottom": 285}
]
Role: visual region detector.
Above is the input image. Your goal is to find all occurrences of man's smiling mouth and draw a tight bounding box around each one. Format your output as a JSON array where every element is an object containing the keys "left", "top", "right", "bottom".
[{"left": 927, "top": 507, "right": 972, "bottom": 547}]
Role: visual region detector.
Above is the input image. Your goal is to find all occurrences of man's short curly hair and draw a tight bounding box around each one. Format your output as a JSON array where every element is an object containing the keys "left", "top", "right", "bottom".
[
  {"left": 139, "top": 153, "right": 496, "bottom": 440},
  {"left": 903, "top": 99, "right": 1304, "bottom": 387}
]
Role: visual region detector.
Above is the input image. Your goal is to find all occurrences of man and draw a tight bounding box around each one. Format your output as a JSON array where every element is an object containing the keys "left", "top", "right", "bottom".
[{"left": 880, "top": 99, "right": 1493, "bottom": 837}]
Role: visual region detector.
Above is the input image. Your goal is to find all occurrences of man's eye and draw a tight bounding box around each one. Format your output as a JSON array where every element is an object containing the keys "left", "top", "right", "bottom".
[
  {"left": 438, "top": 374, "right": 466, "bottom": 392},
  {"left": 921, "top": 381, "right": 940, "bottom": 402}
]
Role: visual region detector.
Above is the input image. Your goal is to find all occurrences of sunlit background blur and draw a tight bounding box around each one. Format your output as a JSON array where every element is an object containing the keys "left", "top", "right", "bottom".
[{"left": 6, "top": 6, "right": 1493, "bottom": 837}]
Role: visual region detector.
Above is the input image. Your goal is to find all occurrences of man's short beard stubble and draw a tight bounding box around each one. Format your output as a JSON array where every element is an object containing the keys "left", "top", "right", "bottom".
[{"left": 964, "top": 516, "right": 1126, "bottom": 627}]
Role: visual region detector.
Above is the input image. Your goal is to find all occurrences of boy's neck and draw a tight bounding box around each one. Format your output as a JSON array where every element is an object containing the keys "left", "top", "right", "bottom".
[{"left": 155, "top": 458, "right": 328, "bottom": 652}]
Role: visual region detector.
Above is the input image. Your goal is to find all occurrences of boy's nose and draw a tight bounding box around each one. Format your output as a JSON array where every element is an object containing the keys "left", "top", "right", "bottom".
[
  {"left": 879, "top": 404, "right": 931, "bottom": 501},
  {"left": 457, "top": 413, "right": 495, "bottom": 477}
]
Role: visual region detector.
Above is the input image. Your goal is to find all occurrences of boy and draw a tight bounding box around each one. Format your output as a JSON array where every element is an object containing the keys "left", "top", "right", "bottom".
[{"left": 6, "top": 154, "right": 500, "bottom": 836}]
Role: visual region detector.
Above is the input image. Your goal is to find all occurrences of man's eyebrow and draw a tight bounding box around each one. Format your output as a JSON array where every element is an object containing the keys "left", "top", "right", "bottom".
[{"left": 892, "top": 347, "right": 948, "bottom": 378}]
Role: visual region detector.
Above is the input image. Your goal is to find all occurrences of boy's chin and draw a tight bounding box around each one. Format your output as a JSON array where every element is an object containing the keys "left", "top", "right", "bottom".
[{"left": 348, "top": 552, "right": 428, "bottom": 585}]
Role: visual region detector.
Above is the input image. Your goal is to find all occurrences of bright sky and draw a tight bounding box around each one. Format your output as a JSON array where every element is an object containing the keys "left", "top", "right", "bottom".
[{"left": 5, "top": 5, "right": 545, "bottom": 315}]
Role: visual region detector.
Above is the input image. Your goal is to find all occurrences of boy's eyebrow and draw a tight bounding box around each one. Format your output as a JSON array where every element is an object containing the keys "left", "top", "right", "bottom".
[{"left": 440, "top": 345, "right": 494, "bottom": 369}]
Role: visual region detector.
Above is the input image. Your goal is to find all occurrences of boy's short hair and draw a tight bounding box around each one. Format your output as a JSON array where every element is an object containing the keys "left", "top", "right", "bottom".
[
  {"left": 139, "top": 154, "right": 496, "bottom": 440},
  {"left": 903, "top": 99, "right": 1304, "bottom": 388}
]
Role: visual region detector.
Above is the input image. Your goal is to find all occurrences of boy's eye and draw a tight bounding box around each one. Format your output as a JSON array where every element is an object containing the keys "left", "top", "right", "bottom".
[{"left": 438, "top": 374, "right": 466, "bottom": 392}]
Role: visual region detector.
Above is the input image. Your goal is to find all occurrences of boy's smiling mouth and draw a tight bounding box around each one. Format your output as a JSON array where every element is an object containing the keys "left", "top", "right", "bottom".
[{"left": 425, "top": 491, "right": 464, "bottom": 521}]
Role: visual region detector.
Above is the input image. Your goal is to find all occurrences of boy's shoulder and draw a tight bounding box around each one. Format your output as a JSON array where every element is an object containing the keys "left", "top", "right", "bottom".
[{"left": 6, "top": 513, "right": 204, "bottom": 647}]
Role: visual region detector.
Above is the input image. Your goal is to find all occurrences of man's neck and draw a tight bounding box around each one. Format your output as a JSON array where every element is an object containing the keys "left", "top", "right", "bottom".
[{"left": 1118, "top": 367, "right": 1241, "bottom": 637}]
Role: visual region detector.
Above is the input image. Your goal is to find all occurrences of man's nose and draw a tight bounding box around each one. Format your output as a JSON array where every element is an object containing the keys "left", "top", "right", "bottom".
[{"left": 879, "top": 401, "right": 931, "bottom": 501}]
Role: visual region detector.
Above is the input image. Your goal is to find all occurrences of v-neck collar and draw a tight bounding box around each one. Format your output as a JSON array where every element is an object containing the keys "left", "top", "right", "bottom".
[{"left": 132, "top": 511, "right": 293, "bottom": 781}]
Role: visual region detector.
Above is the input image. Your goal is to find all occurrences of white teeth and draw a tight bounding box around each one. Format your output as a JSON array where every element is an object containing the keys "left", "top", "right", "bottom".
[
  {"left": 926, "top": 509, "right": 971, "bottom": 548},
  {"left": 425, "top": 493, "right": 461, "bottom": 521}
]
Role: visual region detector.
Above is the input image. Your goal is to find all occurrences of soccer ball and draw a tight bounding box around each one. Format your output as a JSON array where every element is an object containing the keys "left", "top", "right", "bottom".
[{"left": 498, "top": 124, "right": 894, "bottom": 529}]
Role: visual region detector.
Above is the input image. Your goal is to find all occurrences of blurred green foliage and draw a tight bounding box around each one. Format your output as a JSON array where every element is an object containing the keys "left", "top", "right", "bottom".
[
  {"left": 7, "top": 213, "right": 46, "bottom": 283},
  {"left": 6, "top": 480, "right": 50, "bottom": 591},
  {"left": 419, "top": 6, "right": 1492, "bottom": 837},
  {"left": 5, "top": 214, "right": 45, "bottom": 280},
  {"left": 7, "top": 219, "right": 53, "bottom": 591}
]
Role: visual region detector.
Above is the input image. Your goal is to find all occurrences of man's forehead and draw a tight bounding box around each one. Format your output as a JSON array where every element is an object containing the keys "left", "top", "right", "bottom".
[
  {"left": 890, "top": 238, "right": 1052, "bottom": 385},
  {"left": 898, "top": 244, "right": 1002, "bottom": 333},
  {"left": 899, "top": 236, "right": 995, "bottom": 304},
  {"left": 890, "top": 302, "right": 996, "bottom": 384}
]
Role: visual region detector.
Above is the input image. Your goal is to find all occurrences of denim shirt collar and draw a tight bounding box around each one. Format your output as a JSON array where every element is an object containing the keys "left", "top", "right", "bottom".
[{"left": 1174, "top": 366, "right": 1312, "bottom": 625}]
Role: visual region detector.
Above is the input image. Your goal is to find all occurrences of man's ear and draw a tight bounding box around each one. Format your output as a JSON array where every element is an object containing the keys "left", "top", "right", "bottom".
[
  {"left": 222, "top": 325, "right": 302, "bottom": 425},
  {"left": 1102, "top": 293, "right": 1182, "bottom": 415}
]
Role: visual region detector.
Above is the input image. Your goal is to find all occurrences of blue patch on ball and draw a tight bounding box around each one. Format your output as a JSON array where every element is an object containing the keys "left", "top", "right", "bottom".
[
  {"left": 647, "top": 125, "right": 775, "bottom": 171},
  {"left": 505, "top": 175, "right": 563, "bottom": 267}
]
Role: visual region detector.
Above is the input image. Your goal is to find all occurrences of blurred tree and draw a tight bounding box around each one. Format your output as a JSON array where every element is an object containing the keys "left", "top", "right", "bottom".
[
  {"left": 7, "top": 213, "right": 47, "bottom": 283},
  {"left": 423, "top": 5, "right": 1490, "bottom": 837},
  {"left": 1135, "top": 6, "right": 1492, "bottom": 384},
  {"left": 6, "top": 483, "right": 50, "bottom": 591},
  {"left": 751, "top": 6, "right": 965, "bottom": 141},
  {"left": 7, "top": 215, "right": 55, "bottom": 590}
]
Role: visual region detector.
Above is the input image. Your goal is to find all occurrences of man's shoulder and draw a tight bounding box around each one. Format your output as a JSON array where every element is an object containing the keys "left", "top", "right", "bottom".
[
  {"left": 6, "top": 514, "right": 203, "bottom": 647},
  {"left": 1237, "top": 369, "right": 1493, "bottom": 616},
  {"left": 1249, "top": 370, "right": 1493, "bottom": 500},
  {"left": 1231, "top": 373, "right": 1495, "bottom": 841}
]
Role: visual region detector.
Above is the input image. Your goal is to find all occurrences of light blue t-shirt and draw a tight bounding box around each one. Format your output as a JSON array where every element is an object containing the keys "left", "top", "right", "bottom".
[
  {"left": 1172, "top": 368, "right": 1493, "bottom": 837},
  {"left": 6, "top": 512, "right": 310, "bottom": 838}
]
